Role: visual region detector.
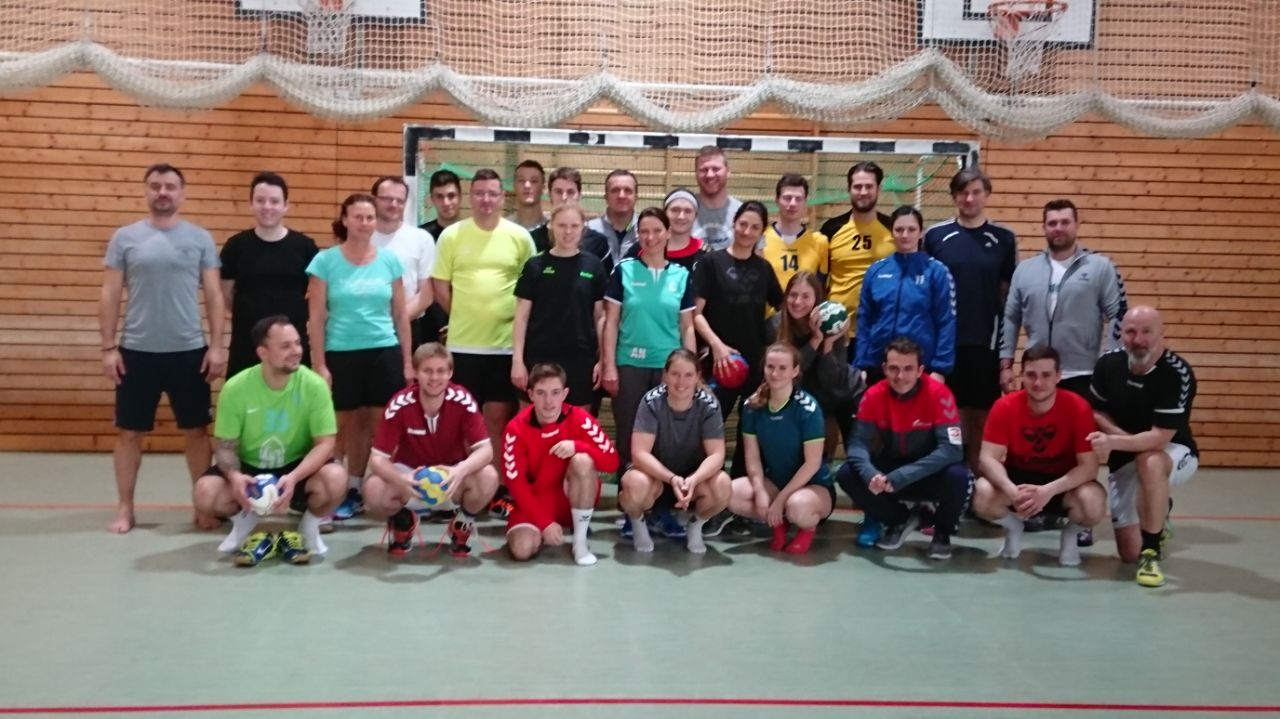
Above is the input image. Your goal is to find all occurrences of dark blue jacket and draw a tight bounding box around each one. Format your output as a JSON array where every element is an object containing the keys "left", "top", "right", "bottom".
[{"left": 853, "top": 251, "right": 957, "bottom": 374}]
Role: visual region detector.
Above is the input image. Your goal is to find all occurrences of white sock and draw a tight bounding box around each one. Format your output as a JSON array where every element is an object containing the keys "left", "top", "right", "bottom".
[
  {"left": 686, "top": 516, "right": 708, "bottom": 554},
  {"left": 299, "top": 510, "right": 328, "bottom": 556},
  {"left": 630, "top": 514, "right": 654, "bottom": 552},
  {"left": 1059, "top": 522, "right": 1084, "bottom": 566},
  {"left": 571, "top": 508, "right": 596, "bottom": 566},
  {"left": 995, "top": 514, "right": 1023, "bottom": 559},
  {"left": 347, "top": 474, "right": 362, "bottom": 491},
  {"left": 218, "top": 511, "right": 261, "bottom": 553}
]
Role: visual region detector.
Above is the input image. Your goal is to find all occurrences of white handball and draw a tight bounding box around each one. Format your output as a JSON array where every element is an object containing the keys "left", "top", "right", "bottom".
[{"left": 247, "top": 473, "right": 280, "bottom": 516}]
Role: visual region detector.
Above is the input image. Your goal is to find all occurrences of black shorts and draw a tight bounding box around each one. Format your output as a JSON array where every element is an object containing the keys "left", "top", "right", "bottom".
[
  {"left": 326, "top": 346, "right": 405, "bottom": 412},
  {"left": 452, "top": 352, "right": 518, "bottom": 405},
  {"left": 527, "top": 353, "right": 596, "bottom": 409},
  {"left": 1057, "top": 374, "right": 1092, "bottom": 398},
  {"left": 115, "top": 347, "right": 211, "bottom": 432},
  {"left": 203, "top": 458, "right": 331, "bottom": 514},
  {"left": 947, "top": 346, "right": 1001, "bottom": 410},
  {"left": 1007, "top": 467, "right": 1068, "bottom": 517}
]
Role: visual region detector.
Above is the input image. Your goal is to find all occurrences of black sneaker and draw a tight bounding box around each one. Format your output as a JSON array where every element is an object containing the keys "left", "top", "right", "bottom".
[
  {"left": 701, "top": 511, "right": 735, "bottom": 538},
  {"left": 488, "top": 495, "right": 515, "bottom": 520},
  {"left": 876, "top": 513, "right": 921, "bottom": 550},
  {"left": 1076, "top": 527, "right": 1095, "bottom": 547},
  {"left": 927, "top": 534, "right": 953, "bottom": 560}
]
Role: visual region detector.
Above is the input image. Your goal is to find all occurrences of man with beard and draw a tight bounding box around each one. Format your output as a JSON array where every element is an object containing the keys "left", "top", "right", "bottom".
[
  {"left": 820, "top": 161, "right": 895, "bottom": 347},
  {"left": 1000, "top": 199, "right": 1127, "bottom": 546},
  {"left": 691, "top": 146, "right": 742, "bottom": 251},
  {"left": 1088, "top": 306, "right": 1198, "bottom": 587},
  {"left": 924, "top": 168, "right": 1017, "bottom": 475},
  {"left": 971, "top": 345, "right": 1104, "bottom": 566},
  {"left": 100, "top": 163, "right": 227, "bottom": 534},
  {"left": 194, "top": 317, "right": 346, "bottom": 566}
]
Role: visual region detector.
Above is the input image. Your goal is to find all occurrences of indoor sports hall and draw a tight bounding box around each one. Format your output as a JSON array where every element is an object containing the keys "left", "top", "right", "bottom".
[{"left": 2, "top": 2, "right": 1279, "bottom": 718}]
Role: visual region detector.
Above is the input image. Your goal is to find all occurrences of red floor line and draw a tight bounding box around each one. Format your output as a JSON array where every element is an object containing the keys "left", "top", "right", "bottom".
[
  {"left": 3, "top": 502, "right": 1280, "bottom": 522},
  {"left": 2, "top": 697, "right": 1279, "bottom": 715}
]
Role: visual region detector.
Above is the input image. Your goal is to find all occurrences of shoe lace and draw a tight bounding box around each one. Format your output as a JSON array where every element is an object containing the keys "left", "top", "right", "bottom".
[{"left": 1139, "top": 551, "right": 1160, "bottom": 574}]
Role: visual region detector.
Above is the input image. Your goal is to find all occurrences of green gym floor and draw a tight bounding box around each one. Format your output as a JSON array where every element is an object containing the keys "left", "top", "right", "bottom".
[{"left": 1, "top": 453, "right": 1278, "bottom": 719}]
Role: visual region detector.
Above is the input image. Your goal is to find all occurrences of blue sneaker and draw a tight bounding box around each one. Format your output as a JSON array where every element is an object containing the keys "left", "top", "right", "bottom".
[
  {"left": 620, "top": 515, "right": 633, "bottom": 539},
  {"left": 333, "top": 488, "right": 363, "bottom": 521},
  {"left": 648, "top": 508, "right": 687, "bottom": 539},
  {"left": 856, "top": 519, "right": 883, "bottom": 548},
  {"left": 234, "top": 531, "right": 279, "bottom": 567}
]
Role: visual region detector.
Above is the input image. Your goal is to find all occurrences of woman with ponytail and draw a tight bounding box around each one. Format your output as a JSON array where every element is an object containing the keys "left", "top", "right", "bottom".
[{"left": 726, "top": 343, "right": 833, "bottom": 554}]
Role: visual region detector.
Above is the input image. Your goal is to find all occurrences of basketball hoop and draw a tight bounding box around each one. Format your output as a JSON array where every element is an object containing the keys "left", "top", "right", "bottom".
[
  {"left": 987, "top": 0, "right": 1068, "bottom": 82},
  {"left": 302, "top": 0, "right": 352, "bottom": 57}
]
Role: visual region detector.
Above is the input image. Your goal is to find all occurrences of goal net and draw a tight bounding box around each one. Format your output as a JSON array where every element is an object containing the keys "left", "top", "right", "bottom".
[
  {"left": 403, "top": 126, "right": 978, "bottom": 231},
  {"left": 0, "top": 1, "right": 1276, "bottom": 139}
]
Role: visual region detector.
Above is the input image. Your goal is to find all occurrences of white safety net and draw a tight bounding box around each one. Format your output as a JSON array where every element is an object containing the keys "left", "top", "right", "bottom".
[{"left": 0, "top": 0, "right": 1276, "bottom": 139}]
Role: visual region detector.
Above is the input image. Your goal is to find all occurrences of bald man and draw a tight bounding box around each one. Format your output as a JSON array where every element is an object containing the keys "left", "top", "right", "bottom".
[{"left": 1087, "top": 306, "right": 1198, "bottom": 588}]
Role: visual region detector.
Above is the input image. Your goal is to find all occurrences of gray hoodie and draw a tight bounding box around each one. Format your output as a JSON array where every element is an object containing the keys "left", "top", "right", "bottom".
[{"left": 999, "top": 245, "right": 1128, "bottom": 375}]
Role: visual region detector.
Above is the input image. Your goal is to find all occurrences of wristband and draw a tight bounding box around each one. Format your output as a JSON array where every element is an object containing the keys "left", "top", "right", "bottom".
[{"left": 102, "top": 345, "right": 118, "bottom": 352}]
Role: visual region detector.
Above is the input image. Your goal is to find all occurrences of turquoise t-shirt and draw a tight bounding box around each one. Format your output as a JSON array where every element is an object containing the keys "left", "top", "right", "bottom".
[
  {"left": 741, "top": 389, "right": 830, "bottom": 488},
  {"left": 214, "top": 365, "right": 338, "bottom": 470},
  {"left": 306, "top": 246, "right": 403, "bottom": 351},
  {"left": 604, "top": 258, "right": 695, "bottom": 370}
]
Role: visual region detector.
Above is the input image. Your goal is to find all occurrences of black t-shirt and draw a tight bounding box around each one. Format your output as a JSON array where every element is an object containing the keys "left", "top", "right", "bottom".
[
  {"left": 220, "top": 229, "right": 318, "bottom": 364},
  {"left": 415, "top": 220, "right": 450, "bottom": 342},
  {"left": 1090, "top": 348, "right": 1198, "bottom": 470},
  {"left": 530, "top": 225, "right": 614, "bottom": 274},
  {"left": 694, "top": 250, "right": 784, "bottom": 368},
  {"left": 923, "top": 219, "right": 1017, "bottom": 350},
  {"left": 514, "top": 251, "right": 608, "bottom": 361}
]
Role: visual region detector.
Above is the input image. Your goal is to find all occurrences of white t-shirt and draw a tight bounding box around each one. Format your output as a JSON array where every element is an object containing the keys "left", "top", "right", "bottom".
[{"left": 372, "top": 225, "right": 436, "bottom": 316}]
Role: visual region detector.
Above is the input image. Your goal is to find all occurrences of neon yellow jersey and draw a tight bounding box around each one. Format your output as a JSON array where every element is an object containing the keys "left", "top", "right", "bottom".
[
  {"left": 432, "top": 218, "right": 535, "bottom": 353},
  {"left": 819, "top": 211, "right": 894, "bottom": 333},
  {"left": 762, "top": 224, "right": 830, "bottom": 290}
]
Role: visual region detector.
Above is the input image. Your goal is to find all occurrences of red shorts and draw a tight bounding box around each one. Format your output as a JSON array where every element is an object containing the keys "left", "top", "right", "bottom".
[{"left": 505, "top": 476, "right": 601, "bottom": 534}]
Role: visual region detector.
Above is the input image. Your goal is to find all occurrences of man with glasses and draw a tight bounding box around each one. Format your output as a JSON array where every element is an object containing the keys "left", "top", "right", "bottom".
[
  {"left": 431, "top": 169, "right": 537, "bottom": 517},
  {"left": 371, "top": 176, "right": 436, "bottom": 350}
]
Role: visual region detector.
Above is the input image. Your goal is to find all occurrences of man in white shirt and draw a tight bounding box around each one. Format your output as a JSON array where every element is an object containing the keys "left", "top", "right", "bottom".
[{"left": 371, "top": 176, "right": 436, "bottom": 349}]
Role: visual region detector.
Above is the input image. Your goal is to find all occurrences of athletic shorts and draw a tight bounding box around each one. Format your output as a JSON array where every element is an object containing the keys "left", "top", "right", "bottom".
[
  {"left": 505, "top": 477, "right": 602, "bottom": 535},
  {"left": 115, "top": 347, "right": 211, "bottom": 432},
  {"left": 947, "top": 347, "right": 1000, "bottom": 410},
  {"left": 526, "top": 353, "right": 596, "bottom": 410},
  {"left": 765, "top": 477, "right": 837, "bottom": 520},
  {"left": 1109, "top": 443, "right": 1198, "bottom": 528},
  {"left": 1057, "top": 374, "right": 1093, "bottom": 398},
  {"left": 452, "top": 352, "right": 518, "bottom": 405},
  {"left": 326, "top": 346, "right": 404, "bottom": 411},
  {"left": 391, "top": 461, "right": 456, "bottom": 513},
  {"left": 1005, "top": 467, "right": 1101, "bottom": 518},
  {"left": 202, "top": 457, "right": 337, "bottom": 514}
]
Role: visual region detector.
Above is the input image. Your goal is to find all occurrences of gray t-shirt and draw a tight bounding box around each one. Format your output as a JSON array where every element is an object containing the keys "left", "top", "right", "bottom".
[
  {"left": 104, "top": 219, "right": 219, "bottom": 352},
  {"left": 694, "top": 196, "right": 743, "bottom": 252},
  {"left": 632, "top": 384, "right": 724, "bottom": 476}
]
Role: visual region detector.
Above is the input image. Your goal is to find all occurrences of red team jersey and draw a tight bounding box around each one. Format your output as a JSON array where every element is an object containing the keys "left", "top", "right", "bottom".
[
  {"left": 983, "top": 389, "right": 1095, "bottom": 477},
  {"left": 372, "top": 383, "right": 487, "bottom": 468},
  {"left": 501, "top": 404, "right": 619, "bottom": 531}
]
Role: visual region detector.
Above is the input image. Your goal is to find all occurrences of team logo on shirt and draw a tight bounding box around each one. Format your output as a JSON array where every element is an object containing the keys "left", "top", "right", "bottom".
[
  {"left": 1021, "top": 424, "right": 1057, "bottom": 453},
  {"left": 581, "top": 418, "right": 615, "bottom": 453},
  {"left": 502, "top": 433, "right": 519, "bottom": 482},
  {"left": 445, "top": 386, "right": 479, "bottom": 414},
  {"left": 383, "top": 390, "right": 416, "bottom": 420}
]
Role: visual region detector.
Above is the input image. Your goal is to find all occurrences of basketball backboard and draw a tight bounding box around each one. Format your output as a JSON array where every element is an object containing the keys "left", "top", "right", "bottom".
[{"left": 919, "top": 0, "right": 1096, "bottom": 46}]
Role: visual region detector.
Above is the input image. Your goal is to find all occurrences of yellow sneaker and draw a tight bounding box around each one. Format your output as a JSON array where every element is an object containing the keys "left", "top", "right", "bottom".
[{"left": 1136, "top": 548, "right": 1166, "bottom": 588}]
